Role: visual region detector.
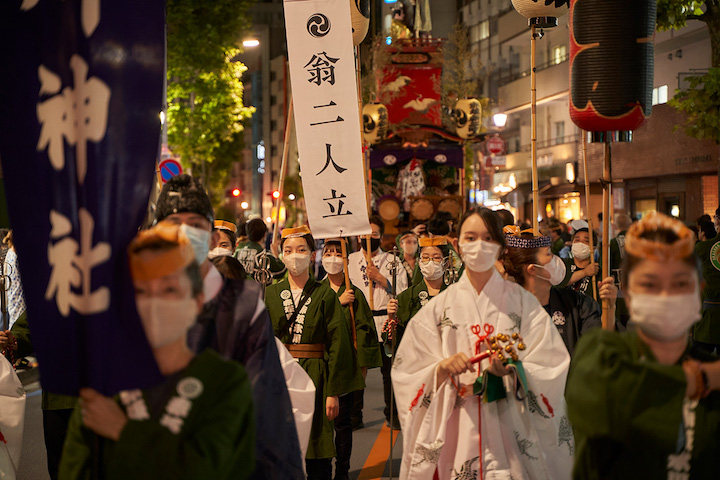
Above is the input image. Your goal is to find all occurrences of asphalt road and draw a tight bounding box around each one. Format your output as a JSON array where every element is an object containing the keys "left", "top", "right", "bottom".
[{"left": 14, "top": 367, "right": 403, "bottom": 479}]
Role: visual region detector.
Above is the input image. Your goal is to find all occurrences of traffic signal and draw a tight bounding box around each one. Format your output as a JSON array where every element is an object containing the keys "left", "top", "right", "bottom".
[
  {"left": 272, "top": 190, "right": 280, "bottom": 199},
  {"left": 231, "top": 188, "right": 241, "bottom": 197}
]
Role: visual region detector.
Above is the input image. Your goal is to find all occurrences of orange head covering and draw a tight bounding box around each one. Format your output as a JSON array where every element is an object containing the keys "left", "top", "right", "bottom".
[
  {"left": 128, "top": 222, "right": 195, "bottom": 282},
  {"left": 624, "top": 212, "right": 695, "bottom": 262}
]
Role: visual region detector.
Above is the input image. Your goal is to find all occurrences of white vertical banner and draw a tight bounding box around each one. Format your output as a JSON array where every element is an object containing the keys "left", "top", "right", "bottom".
[{"left": 284, "top": 0, "right": 371, "bottom": 239}]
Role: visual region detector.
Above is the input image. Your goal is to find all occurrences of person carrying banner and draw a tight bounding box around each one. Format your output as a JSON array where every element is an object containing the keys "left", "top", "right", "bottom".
[
  {"left": 235, "top": 218, "right": 286, "bottom": 280},
  {"left": 59, "top": 222, "right": 255, "bottom": 479},
  {"left": 320, "top": 238, "right": 382, "bottom": 480},
  {"left": 154, "top": 174, "right": 304, "bottom": 479},
  {"left": 264, "top": 226, "right": 363, "bottom": 480},
  {"left": 386, "top": 236, "right": 450, "bottom": 344},
  {"left": 391, "top": 207, "right": 572, "bottom": 480},
  {"left": 348, "top": 216, "right": 408, "bottom": 430},
  {"left": 501, "top": 227, "right": 610, "bottom": 357},
  {"left": 566, "top": 212, "right": 720, "bottom": 478}
]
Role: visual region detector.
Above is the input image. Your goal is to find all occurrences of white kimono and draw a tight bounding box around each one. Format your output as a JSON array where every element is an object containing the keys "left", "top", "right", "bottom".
[
  {"left": 348, "top": 249, "right": 408, "bottom": 341},
  {"left": 392, "top": 270, "right": 573, "bottom": 480}
]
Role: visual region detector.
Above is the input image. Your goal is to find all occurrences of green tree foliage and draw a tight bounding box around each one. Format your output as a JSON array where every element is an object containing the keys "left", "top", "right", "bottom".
[
  {"left": 657, "top": 0, "right": 720, "bottom": 143},
  {"left": 166, "top": 0, "right": 255, "bottom": 206}
]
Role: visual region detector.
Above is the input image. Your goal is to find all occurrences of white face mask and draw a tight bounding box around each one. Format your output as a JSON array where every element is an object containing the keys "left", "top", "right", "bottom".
[
  {"left": 283, "top": 253, "right": 311, "bottom": 276},
  {"left": 419, "top": 260, "right": 444, "bottom": 281},
  {"left": 180, "top": 224, "right": 211, "bottom": 264},
  {"left": 322, "top": 256, "right": 344, "bottom": 275},
  {"left": 136, "top": 297, "right": 198, "bottom": 348},
  {"left": 571, "top": 242, "right": 592, "bottom": 260},
  {"left": 208, "top": 247, "right": 233, "bottom": 259},
  {"left": 459, "top": 239, "right": 500, "bottom": 273},
  {"left": 628, "top": 288, "right": 701, "bottom": 341},
  {"left": 533, "top": 255, "right": 566, "bottom": 286},
  {"left": 402, "top": 241, "right": 418, "bottom": 256}
]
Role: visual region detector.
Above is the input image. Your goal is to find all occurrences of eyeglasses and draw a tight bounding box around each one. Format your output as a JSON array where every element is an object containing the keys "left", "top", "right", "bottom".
[{"left": 419, "top": 257, "right": 443, "bottom": 264}]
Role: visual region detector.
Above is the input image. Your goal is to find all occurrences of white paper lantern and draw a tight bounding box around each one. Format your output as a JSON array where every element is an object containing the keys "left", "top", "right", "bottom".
[
  {"left": 350, "top": 0, "right": 370, "bottom": 46},
  {"left": 453, "top": 98, "right": 482, "bottom": 139},
  {"left": 511, "top": 0, "right": 569, "bottom": 25},
  {"left": 363, "top": 103, "right": 388, "bottom": 145}
]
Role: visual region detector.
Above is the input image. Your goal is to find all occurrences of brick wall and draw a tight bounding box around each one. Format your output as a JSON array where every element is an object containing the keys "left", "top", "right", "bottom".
[{"left": 703, "top": 175, "right": 718, "bottom": 216}]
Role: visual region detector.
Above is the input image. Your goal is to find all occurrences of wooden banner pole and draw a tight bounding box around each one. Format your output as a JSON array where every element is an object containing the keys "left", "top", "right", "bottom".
[
  {"left": 341, "top": 240, "right": 357, "bottom": 348},
  {"left": 601, "top": 138, "right": 613, "bottom": 330},
  {"left": 581, "top": 132, "right": 598, "bottom": 301},
  {"left": 271, "top": 100, "right": 294, "bottom": 246},
  {"left": 530, "top": 25, "right": 540, "bottom": 233}
]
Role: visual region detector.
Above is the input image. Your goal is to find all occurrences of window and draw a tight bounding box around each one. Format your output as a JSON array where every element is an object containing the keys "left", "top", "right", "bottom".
[
  {"left": 552, "top": 45, "right": 567, "bottom": 65},
  {"left": 554, "top": 121, "right": 565, "bottom": 144},
  {"left": 479, "top": 20, "right": 490, "bottom": 41},
  {"left": 652, "top": 85, "right": 668, "bottom": 105}
]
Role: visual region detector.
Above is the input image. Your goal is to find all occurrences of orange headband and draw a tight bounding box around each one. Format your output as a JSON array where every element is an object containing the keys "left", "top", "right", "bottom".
[
  {"left": 419, "top": 236, "right": 447, "bottom": 247},
  {"left": 214, "top": 220, "right": 237, "bottom": 234},
  {"left": 282, "top": 225, "right": 312, "bottom": 239},
  {"left": 129, "top": 222, "right": 195, "bottom": 281},
  {"left": 624, "top": 212, "right": 695, "bottom": 262}
]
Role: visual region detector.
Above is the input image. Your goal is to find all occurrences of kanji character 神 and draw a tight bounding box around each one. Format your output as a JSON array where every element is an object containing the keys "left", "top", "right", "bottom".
[{"left": 36, "top": 54, "right": 111, "bottom": 184}]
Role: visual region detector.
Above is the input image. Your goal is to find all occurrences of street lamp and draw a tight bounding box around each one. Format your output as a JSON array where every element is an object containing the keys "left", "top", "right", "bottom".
[
  {"left": 493, "top": 113, "right": 508, "bottom": 128},
  {"left": 288, "top": 193, "right": 296, "bottom": 201},
  {"left": 243, "top": 39, "right": 260, "bottom": 48},
  {"left": 240, "top": 201, "right": 249, "bottom": 210}
]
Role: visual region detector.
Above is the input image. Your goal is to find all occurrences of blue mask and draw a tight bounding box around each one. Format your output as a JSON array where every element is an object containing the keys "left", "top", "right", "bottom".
[{"left": 180, "top": 224, "right": 211, "bottom": 265}]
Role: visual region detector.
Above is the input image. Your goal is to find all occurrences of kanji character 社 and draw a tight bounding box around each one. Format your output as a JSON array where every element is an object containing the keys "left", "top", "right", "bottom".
[{"left": 44, "top": 208, "right": 111, "bottom": 317}]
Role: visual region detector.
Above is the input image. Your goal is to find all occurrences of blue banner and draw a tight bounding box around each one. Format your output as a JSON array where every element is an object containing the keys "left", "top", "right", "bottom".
[{"left": 0, "top": 0, "right": 164, "bottom": 395}]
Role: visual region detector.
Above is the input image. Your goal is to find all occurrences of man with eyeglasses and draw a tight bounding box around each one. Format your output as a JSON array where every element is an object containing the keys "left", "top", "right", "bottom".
[{"left": 348, "top": 215, "right": 408, "bottom": 429}]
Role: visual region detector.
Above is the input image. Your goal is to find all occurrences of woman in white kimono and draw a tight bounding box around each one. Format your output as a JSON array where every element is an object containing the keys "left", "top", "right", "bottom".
[{"left": 391, "top": 207, "right": 573, "bottom": 480}]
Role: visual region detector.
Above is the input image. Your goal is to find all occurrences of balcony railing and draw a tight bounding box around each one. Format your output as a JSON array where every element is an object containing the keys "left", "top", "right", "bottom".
[
  {"left": 496, "top": 53, "right": 569, "bottom": 86},
  {"left": 504, "top": 133, "right": 579, "bottom": 154}
]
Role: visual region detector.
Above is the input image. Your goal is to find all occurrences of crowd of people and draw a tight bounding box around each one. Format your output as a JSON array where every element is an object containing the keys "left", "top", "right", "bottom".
[{"left": 1, "top": 173, "right": 719, "bottom": 479}]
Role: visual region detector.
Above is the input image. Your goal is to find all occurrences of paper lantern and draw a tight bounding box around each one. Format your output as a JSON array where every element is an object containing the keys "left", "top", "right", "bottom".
[
  {"left": 511, "top": 0, "right": 569, "bottom": 27},
  {"left": 569, "top": 0, "right": 656, "bottom": 133},
  {"left": 350, "top": 0, "right": 370, "bottom": 46},
  {"left": 363, "top": 103, "right": 388, "bottom": 145},
  {"left": 453, "top": 98, "right": 482, "bottom": 139}
]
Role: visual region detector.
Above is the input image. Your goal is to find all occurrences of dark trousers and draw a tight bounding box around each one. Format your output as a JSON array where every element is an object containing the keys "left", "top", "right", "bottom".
[
  {"left": 333, "top": 393, "right": 353, "bottom": 479},
  {"left": 306, "top": 458, "right": 332, "bottom": 480},
  {"left": 43, "top": 408, "right": 74, "bottom": 480},
  {"left": 380, "top": 342, "right": 398, "bottom": 422},
  {"left": 351, "top": 388, "right": 364, "bottom": 425}
]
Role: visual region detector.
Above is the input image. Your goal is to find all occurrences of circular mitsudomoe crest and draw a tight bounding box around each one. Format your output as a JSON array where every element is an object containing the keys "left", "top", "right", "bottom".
[
  {"left": 710, "top": 241, "right": 720, "bottom": 271},
  {"left": 434, "top": 154, "right": 448, "bottom": 164},
  {"left": 384, "top": 155, "right": 397, "bottom": 165},
  {"left": 307, "top": 13, "right": 331, "bottom": 37}
]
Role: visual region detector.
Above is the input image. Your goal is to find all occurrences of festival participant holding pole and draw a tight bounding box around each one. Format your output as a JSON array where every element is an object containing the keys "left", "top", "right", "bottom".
[
  {"left": 264, "top": 226, "right": 363, "bottom": 480},
  {"left": 320, "top": 238, "right": 381, "bottom": 480},
  {"left": 348, "top": 216, "right": 408, "bottom": 430},
  {"left": 59, "top": 223, "right": 255, "bottom": 479},
  {"left": 154, "top": 175, "right": 303, "bottom": 479},
  {"left": 501, "top": 227, "right": 613, "bottom": 356},
  {"left": 391, "top": 207, "right": 572, "bottom": 480},
  {"left": 567, "top": 212, "right": 720, "bottom": 478},
  {"left": 386, "top": 236, "right": 450, "bottom": 344}
]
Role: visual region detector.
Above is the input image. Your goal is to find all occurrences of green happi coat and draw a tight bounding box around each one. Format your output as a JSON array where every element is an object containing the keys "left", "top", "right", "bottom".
[
  {"left": 265, "top": 278, "right": 364, "bottom": 459},
  {"left": 385, "top": 279, "right": 447, "bottom": 345},
  {"left": 566, "top": 329, "right": 720, "bottom": 479},
  {"left": 59, "top": 349, "right": 255, "bottom": 480},
  {"left": 321, "top": 278, "right": 382, "bottom": 369}
]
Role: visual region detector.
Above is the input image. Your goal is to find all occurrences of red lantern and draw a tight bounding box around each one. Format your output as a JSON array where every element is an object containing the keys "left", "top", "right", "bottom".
[{"left": 569, "top": 0, "right": 656, "bottom": 133}]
